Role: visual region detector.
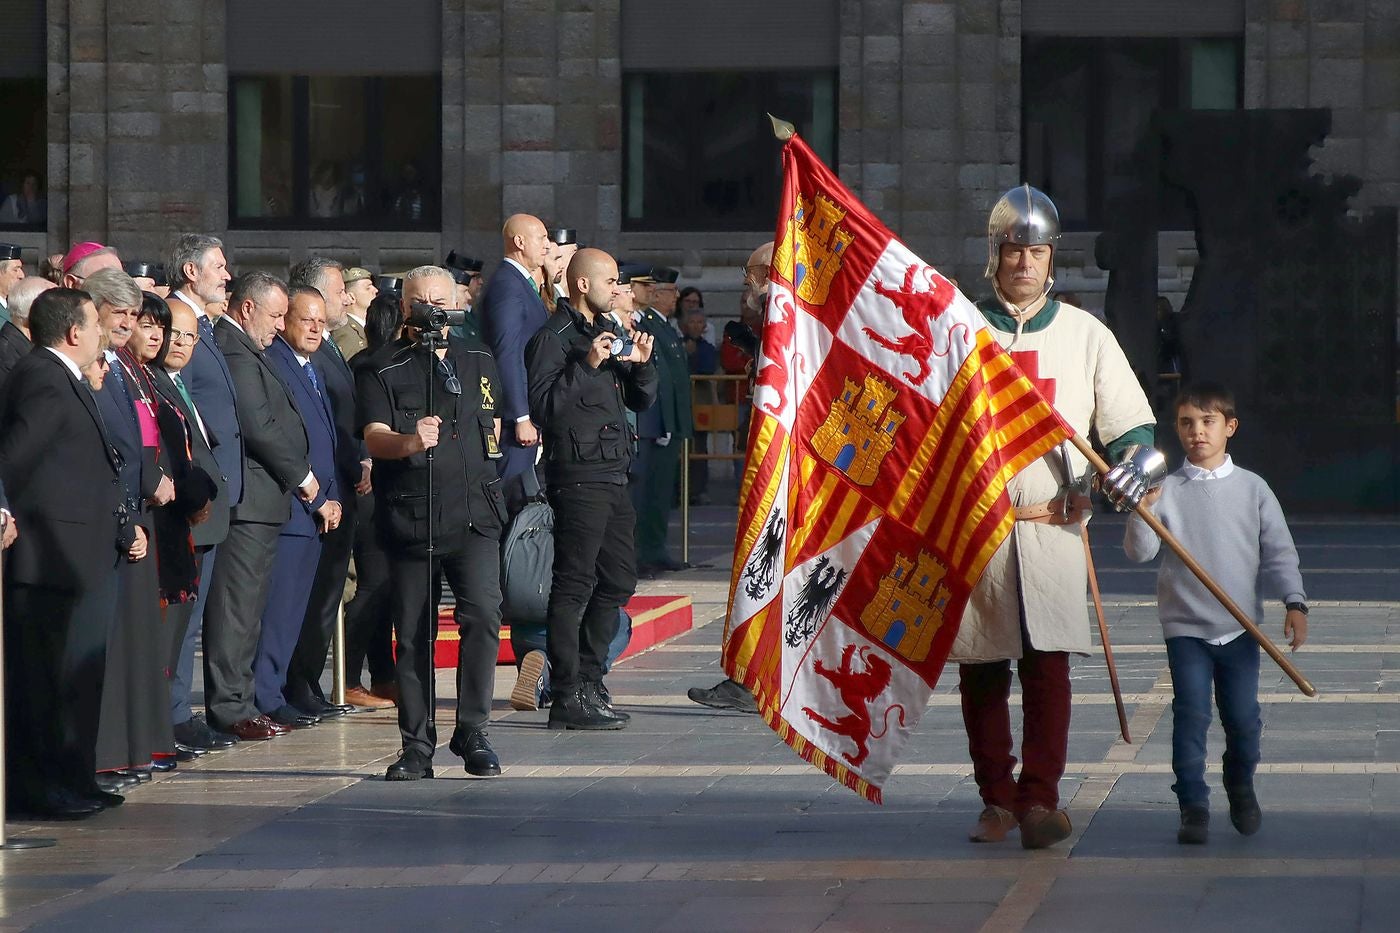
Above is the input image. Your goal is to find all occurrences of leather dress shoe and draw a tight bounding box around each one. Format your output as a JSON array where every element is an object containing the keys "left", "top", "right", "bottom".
[
  {"left": 96, "top": 772, "right": 139, "bottom": 792},
  {"left": 369, "top": 681, "right": 399, "bottom": 705},
  {"left": 175, "top": 746, "right": 203, "bottom": 761},
  {"left": 149, "top": 757, "right": 178, "bottom": 773},
  {"left": 224, "top": 717, "right": 282, "bottom": 741},
  {"left": 85, "top": 789, "right": 125, "bottom": 809},
  {"left": 118, "top": 767, "right": 154, "bottom": 783},
  {"left": 11, "top": 788, "right": 104, "bottom": 821},
  {"left": 385, "top": 748, "right": 434, "bottom": 781},
  {"left": 449, "top": 729, "right": 501, "bottom": 777},
  {"left": 268, "top": 704, "right": 320, "bottom": 728},
  {"left": 174, "top": 715, "right": 238, "bottom": 750},
  {"left": 582, "top": 681, "right": 629, "bottom": 723},
  {"left": 291, "top": 696, "right": 347, "bottom": 720},
  {"left": 548, "top": 685, "right": 627, "bottom": 731},
  {"left": 653, "top": 556, "right": 688, "bottom": 572},
  {"left": 346, "top": 685, "right": 395, "bottom": 709}
]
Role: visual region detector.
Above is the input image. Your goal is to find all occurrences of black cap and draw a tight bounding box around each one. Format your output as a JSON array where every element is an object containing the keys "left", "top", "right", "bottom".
[
  {"left": 376, "top": 275, "right": 403, "bottom": 295},
  {"left": 550, "top": 228, "right": 577, "bottom": 246},
  {"left": 650, "top": 266, "right": 680, "bottom": 284},
  {"left": 123, "top": 260, "right": 168, "bottom": 286},
  {"left": 618, "top": 261, "right": 652, "bottom": 284},
  {"left": 0, "top": 243, "right": 21, "bottom": 262},
  {"left": 444, "top": 250, "right": 483, "bottom": 274}
]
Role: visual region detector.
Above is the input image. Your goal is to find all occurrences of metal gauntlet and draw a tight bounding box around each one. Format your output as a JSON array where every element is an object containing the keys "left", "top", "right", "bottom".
[{"left": 1101, "top": 444, "right": 1167, "bottom": 512}]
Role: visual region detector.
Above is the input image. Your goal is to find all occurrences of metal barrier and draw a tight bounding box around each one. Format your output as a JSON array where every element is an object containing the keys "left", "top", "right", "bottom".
[{"left": 680, "top": 374, "right": 750, "bottom": 565}]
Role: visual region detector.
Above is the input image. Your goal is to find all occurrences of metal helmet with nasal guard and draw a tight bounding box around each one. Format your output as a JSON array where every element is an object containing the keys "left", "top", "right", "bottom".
[{"left": 984, "top": 184, "right": 1061, "bottom": 280}]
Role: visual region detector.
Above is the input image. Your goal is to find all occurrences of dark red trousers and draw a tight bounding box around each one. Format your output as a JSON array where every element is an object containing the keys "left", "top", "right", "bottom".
[{"left": 958, "top": 648, "right": 1071, "bottom": 817}]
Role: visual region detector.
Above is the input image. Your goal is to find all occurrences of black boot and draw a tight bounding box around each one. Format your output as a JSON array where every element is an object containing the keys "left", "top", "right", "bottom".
[
  {"left": 1226, "top": 783, "right": 1262, "bottom": 836},
  {"left": 1177, "top": 804, "right": 1209, "bottom": 845},
  {"left": 582, "top": 681, "right": 630, "bottom": 723},
  {"left": 548, "top": 685, "right": 627, "bottom": 731}
]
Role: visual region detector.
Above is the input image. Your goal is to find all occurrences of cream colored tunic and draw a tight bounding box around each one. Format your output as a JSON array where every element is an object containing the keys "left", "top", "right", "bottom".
[{"left": 948, "top": 301, "right": 1154, "bottom": 662}]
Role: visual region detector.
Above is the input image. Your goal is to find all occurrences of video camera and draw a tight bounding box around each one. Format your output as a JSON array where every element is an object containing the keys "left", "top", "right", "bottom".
[
  {"left": 723, "top": 319, "right": 759, "bottom": 357},
  {"left": 407, "top": 301, "right": 467, "bottom": 332}
]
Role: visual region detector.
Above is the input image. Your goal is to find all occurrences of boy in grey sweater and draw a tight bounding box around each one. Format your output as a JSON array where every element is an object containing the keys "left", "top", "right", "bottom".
[{"left": 1124, "top": 383, "right": 1308, "bottom": 845}]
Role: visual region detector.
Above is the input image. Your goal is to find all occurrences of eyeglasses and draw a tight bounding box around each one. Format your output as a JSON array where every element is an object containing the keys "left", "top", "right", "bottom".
[
  {"left": 436, "top": 356, "right": 461, "bottom": 396},
  {"left": 168, "top": 329, "right": 200, "bottom": 346},
  {"left": 741, "top": 265, "right": 768, "bottom": 286}
]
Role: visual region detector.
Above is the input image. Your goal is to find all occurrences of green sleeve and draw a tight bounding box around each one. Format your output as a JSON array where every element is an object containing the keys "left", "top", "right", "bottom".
[{"left": 1105, "top": 424, "right": 1156, "bottom": 462}]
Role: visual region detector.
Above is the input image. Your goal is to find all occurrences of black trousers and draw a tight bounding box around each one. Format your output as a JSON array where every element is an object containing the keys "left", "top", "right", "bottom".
[
  {"left": 544, "top": 481, "right": 635, "bottom": 694},
  {"left": 344, "top": 491, "right": 394, "bottom": 687},
  {"left": 203, "top": 519, "right": 281, "bottom": 729},
  {"left": 4, "top": 567, "right": 115, "bottom": 802},
  {"left": 285, "top": 499, "right": 356, "bottom": 709},
  {"left": 386, "top": 529, "right": 501, "bottom": 757}
]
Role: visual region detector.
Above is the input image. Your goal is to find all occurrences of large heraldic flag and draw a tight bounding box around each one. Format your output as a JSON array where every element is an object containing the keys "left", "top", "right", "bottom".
[{"left": 722, "top": 134, "right": 1071, "bottom": 803}]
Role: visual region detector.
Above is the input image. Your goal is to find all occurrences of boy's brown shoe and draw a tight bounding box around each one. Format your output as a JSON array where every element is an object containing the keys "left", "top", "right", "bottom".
[
  {"left": 1019, "top": 805, "right": 1073, "bottom": 849},
  {"left": 969, "top": 805, "right": 1017, "bottom": 843}
]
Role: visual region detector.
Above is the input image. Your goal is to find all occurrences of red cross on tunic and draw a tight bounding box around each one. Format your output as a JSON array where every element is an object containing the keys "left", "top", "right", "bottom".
[{"left": 1011, "top": 350, "right": 1056, "bottom": 405}]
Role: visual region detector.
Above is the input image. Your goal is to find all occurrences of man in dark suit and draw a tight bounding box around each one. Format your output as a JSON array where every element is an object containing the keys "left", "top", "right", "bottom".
[
  {"left": 478, "top": 213, "right": 551, "bottom": 514},
  {"left": 0, "top": 288, "right": 125, "bottom": 819},
  {"left": 202, "top": 272, "right": 320, "bottom": 741},
  {"left": 258, "top": 286, "right": 343, "bottom": 727},
  {"left": 165, "top": 233, "right": 240, "bottom": 754},
  {"left": 283, "top": 259, "right": 362, "bottom": 719},
  {"left": 149, "top": 298, "right": 228, "bottom": 736},
  {"left": 0, "top": 277, "right": 54, "bottom": 393}
]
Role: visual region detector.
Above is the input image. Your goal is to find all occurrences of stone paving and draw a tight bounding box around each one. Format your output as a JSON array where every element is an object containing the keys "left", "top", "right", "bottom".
[{"left": 0, "top": 504, "right": 1397, "bottom": 932}]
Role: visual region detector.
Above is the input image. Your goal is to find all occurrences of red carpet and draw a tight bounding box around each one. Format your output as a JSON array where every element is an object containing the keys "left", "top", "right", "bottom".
[{"left": 428, "top": 594, "right": 693, "bottom": 668}]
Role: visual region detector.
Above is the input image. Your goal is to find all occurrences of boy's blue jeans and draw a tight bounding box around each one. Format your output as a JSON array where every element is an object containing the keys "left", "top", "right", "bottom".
[{"left": 1166, "top": 634, "right": 1262, "bottom": 807}]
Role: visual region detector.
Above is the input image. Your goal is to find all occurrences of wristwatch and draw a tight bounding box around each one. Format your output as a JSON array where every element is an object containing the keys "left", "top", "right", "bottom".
[{"left": 1285, "top": 601, "right": 1309, "bottom": 615}]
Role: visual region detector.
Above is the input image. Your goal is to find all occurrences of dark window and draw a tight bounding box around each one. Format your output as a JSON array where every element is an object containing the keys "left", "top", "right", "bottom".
[
  {"left": 1022, "top": 37, "right": 1241, "bottom": 230},
  {"left": 0, "top": 0, "right": 46, "bottom": 231},
  {"left": 229, "top": 75, "right": 440, "bottom": 230},
  {"left": 622, "top": 71, "right": 838, "bottom": 232}
]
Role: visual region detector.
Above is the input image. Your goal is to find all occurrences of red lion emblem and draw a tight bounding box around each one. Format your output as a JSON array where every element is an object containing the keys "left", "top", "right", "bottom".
[
  {"left": 756, "top": 290, "right": 801, "bottom": 416},
  {"left": 862, "top": 264, "right": 967, "bottom": 386},
  {"left": 802, "top": 644, "right": 907, "bottom": 768}
]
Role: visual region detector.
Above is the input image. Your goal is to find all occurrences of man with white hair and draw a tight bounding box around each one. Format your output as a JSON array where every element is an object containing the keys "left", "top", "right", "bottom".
[
  {"left": 0, "top": 276, "right": 56, "bottom": 392},
  {"left": 0, "top": 242, "right": 25, "bottom": 327}
]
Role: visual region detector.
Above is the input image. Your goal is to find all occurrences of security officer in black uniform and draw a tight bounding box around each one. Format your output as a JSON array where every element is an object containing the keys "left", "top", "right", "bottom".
[
  {"left": 357, "top": 265, "right": 507, "bottom": 780},
  {"left": 444, "top": 250, "right": 485, "bottom": 342},
  {"left": 525, "top": 248, "right": 657, "bottom": 730},
  {"left": 630, "top": 265, "right": 692, "bottom": 574}
]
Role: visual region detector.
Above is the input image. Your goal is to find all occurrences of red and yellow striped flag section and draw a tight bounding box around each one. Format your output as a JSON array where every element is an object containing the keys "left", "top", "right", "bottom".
[{"left": 722, "top": 134, "right": 1070, "bottom": 803}]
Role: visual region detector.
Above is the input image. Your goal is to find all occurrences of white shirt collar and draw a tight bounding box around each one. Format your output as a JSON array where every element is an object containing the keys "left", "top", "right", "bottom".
[
  {"left": 1182, "top": 455, "right": 1235, "bottom": 481},
  {"left": 45, "top": 346, "right": 85, "bottom": 381},
  {"left": 221, "top": 315, "right": 246, "bottom": 335},
  {"left": 503, "top": 257, "right": 536, "bottom": 285},
  {"left": 348, "top": 313, "right": 365, "bottom": 328},
  {"left": 172, "top": 289, "right": 205, "bottom": 319}
]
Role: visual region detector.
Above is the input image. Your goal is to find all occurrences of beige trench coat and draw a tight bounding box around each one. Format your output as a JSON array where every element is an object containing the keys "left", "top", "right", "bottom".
[{"left": 948, "top": 302, "right": 1154, "bottom": 663}]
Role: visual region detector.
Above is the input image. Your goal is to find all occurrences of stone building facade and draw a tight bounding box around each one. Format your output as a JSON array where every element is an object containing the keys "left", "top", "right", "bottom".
[{"left": 2, "top": 0, "right": 1395, "bottom": 312}]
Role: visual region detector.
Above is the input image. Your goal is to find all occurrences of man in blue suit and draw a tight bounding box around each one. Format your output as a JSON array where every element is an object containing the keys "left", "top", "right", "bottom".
[
  {"left": 478, "top": 213, "right": 551, "bottom": 514},
  {"left": 165, "top": 233, "right": 241, "bottom": 755},
  {"left": 258, "top": 286, "right": 342, "bottom": 728}
]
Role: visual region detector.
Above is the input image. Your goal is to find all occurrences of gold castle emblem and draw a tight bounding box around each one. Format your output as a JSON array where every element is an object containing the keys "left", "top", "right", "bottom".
[
  {"left": 812, "top": 373, "right": 905, "bottom": 486},
  {"left": 860, "top": 550, "right": 952, "bottom": 663},
  {"left": 774, "top": 191, "right": 855, "bottom": 306}
]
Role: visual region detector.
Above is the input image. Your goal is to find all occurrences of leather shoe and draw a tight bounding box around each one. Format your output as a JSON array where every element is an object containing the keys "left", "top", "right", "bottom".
[
  {"left": 654, "top": 556, "right": 688, "bottom": 572},
  {"left": 173, "top": 715, "right": 238, "bottom": 750},
  {"left": 11, "top": 788, "right": 103, "bottom": 821},
  {"left": 582, "top": 681, "right": 629, "bottom": 723},
  {"left": 969, "top": 805, "right": 1017, "bottom": 843},
  {"left": 369, "top": 681, "right": 399, "bottom": 705},
  {"left": 175, "top": 745, "right": 203, "bottom": 761},
  {"left": 1178, "top": 805, "right": 1210, "bottom": 845},
  {"left": 548, "top": 685, "right": 626, "bottom": 731},
  {"left": 84, "top": 789, "right": 125, "bottom": 809},
  {"left": 268, "top": 704, "right": 319, "bottom": 728},
  {"left": 117, "top": 767, "right": 153, "bottom": 783},
  {"left": 687, "top": 679, "right": 758, "bottom": 713},
  {"left": 449, "top": 729, "right": 501, "bottom": 777},
  {"left": 385, "top": 748, "right": 434, "bottom": 781},
  {"left": 291, "top": 695, "right": 349, "bottom": 719},
  {"left": 1019, "top": 806, "right": 1073, "bottom": 850},
  {"left": 149, "top": 757, "right": 177, "bottom": 773},
  {"left": 346, "top": 685, "right": 395, "bottom": 709},
  {"left": 223, "top": 717, "right": 282, "bottom": 741},
  {"left": 96, "top": 771, "right": 139, "bottom": 792}
]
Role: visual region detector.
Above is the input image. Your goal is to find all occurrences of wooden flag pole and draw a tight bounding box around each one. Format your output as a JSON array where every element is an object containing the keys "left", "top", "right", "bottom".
[
  {"left": 1081, "top": 526, "right": 1131, "bottom": 742},
  {"left": 1070, "top": 434, "right": 1317, "bottom": 697}
]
